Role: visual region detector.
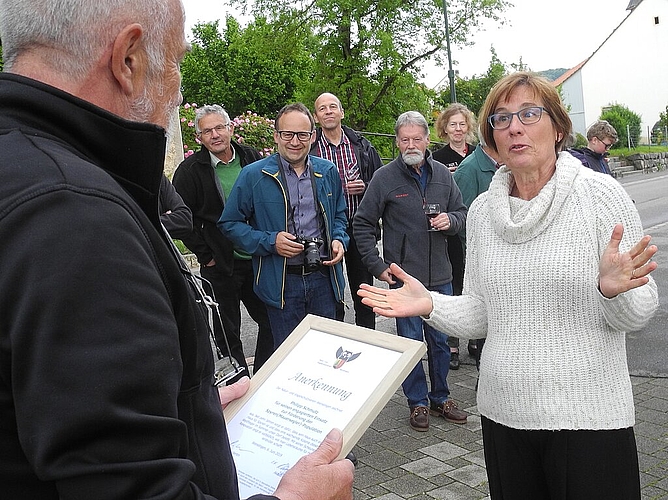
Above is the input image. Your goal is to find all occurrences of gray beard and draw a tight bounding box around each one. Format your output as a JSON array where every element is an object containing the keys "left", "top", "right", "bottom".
[{"left": 402, "top": 150, "right": 424, "bottom": 166}]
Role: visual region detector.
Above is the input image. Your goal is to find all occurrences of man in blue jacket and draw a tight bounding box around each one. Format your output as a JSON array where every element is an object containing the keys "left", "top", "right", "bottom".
[{"left": 220, "top": 103, "right": 349, "bottom": 349}]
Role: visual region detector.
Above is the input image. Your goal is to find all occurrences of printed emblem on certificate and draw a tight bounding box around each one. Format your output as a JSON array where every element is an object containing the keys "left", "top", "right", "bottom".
[{"left": 224, "top": 315, "right": 426, "bottom": 498}]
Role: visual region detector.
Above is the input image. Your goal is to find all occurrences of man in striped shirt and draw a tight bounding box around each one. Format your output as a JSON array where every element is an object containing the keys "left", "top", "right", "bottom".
[{"left": 311, "top": 93, "right": 383, "bottom": 329}]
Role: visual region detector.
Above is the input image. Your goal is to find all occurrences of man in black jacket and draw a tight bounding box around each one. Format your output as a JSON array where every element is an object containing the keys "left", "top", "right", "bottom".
[
  {"left": 173, "top": 105, "right": 273, "bottom": 374},
  {"left": 311, "top": 93, "right": 383, "bottom": 329},
  {"left": 0, "top": 0, "right": 354, "bottom": 498},
  {"left": 569, "top": 120, "right": 618, "bottom": 176},
  {"left": 160, "top": 174, "right": 194, "bottom": 240}
]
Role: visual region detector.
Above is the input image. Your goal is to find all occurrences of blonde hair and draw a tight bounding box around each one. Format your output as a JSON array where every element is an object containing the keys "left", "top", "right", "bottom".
[{"left": 435, "top": 103, "right": 477, "bottom": 144}]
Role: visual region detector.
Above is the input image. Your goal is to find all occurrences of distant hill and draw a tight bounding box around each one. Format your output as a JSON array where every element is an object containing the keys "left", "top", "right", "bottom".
[{"left": 538, "top": 68, "right": 569, "bottom": 81}]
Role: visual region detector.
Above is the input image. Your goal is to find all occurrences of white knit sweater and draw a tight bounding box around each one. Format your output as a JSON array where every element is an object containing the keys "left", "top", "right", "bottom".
[{"left": 427, "top": 152, "right": 658, "bottom": 430}]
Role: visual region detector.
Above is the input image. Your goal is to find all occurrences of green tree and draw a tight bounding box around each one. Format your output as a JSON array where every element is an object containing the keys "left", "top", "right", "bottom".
[
  {"left": 437, "top": 47, "right": 507, "bottom": 117},
  {"left": 227, "top": 0, "right": 511, "bottom": 132},
  {"left": 660, "top": 105, "right": 668, "bottom": 130},
  {"left": 180, "top": 16, "right": 315, "bottom": 117},
  {"left": 600, "top": 104, "right": 642, "bottom": 149},
  {"left": 654, "top": 105, "right": 668, "bottom": 144}
]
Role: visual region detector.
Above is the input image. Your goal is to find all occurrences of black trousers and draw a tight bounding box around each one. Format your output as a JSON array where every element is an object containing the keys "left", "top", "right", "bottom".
[
  {"left": 446, "top": 234, "right": 466, "bottom": 349},
  {"left": 481, "top": 416, "right": 641, "bottom": 500},
  {"left": 200, "top": 259, "right": 273, "bottom": 377},
  {"left": 336, "top": 225, "right": 375, "bottom": 329}
]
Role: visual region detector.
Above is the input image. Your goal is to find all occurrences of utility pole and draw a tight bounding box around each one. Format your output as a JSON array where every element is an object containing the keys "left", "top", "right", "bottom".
[{"left": 443, "top": 0, "right": 456, "bottom": 103}]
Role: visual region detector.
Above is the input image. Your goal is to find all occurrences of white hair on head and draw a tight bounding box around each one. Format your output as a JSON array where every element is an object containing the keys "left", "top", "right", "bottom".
[
  {"left": 395, "top": 111, "right": 429, "bottom": 137},
  {"left": 0, "top": 0, "right": 174, "bottom": 81},
  {"left": 195, "top": 105, "right": 231, "bottom": 134}
]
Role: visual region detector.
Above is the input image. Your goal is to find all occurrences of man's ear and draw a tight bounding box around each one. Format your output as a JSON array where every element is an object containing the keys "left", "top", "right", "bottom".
[{"left": 110, "top": 23, "right": 145, "bottom": 97}]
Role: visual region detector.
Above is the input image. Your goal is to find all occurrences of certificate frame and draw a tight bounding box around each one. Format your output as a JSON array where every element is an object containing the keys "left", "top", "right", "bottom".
[{"left": 224, "top": 314, "right": 426, "bottom": 462}]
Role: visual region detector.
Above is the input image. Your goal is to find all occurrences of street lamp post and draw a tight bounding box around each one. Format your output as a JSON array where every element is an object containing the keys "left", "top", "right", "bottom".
[{"left": 442, "top": 0, "right": 456, "bottom": 103}]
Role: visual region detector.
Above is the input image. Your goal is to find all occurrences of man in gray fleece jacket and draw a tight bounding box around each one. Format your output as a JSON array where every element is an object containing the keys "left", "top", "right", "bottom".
[{"left": 353, "top": 111, "right": 468, "bottom": 432}]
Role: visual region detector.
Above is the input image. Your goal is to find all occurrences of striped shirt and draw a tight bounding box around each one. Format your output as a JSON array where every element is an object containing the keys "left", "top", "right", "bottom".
[{"left": 315, "top": 132, "right": 360, "bottom": 219}]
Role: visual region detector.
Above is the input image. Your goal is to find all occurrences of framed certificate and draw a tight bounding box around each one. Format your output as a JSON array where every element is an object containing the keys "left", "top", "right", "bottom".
[{"left": 223, "top": 314, "right": 426, "bottom": 498}]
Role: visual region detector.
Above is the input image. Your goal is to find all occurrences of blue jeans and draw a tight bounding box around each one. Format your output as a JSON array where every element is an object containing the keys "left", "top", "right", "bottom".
[
  {"left": 395, "top": 281, "right": 452, "bottom": 408},
  {"left": 266, "top": 269, "right": 338, "bottom": 348}
]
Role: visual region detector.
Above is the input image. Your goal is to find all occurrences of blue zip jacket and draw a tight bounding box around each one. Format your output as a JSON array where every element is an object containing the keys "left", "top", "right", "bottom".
[{"left": 219, "top": 153, "right": 349, "bottom": 309}]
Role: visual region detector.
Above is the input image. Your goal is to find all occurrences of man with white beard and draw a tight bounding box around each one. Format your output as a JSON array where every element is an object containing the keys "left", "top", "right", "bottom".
[{"left": 353, "top": 111, "right": 468, "bottom": 432}]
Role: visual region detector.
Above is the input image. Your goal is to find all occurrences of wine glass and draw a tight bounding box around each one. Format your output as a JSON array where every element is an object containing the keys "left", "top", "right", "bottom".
[{"left": 424, "top": 203, "right": 440, "bottom": 231}]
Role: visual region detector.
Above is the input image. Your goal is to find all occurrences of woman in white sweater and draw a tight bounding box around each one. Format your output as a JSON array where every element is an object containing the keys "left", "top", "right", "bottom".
[{"left": 359, "top": 72, "right": 659, "bottom": 499}]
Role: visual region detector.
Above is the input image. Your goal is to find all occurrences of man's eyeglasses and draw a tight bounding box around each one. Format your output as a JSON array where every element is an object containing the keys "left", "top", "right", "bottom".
[
  {"left": 597, "top": 137, "right": 614, "bottom": 150},
  {"left": 488, "top": 106, "right": 548, "bottom": 130},
  {"left": 277, "top": 130, "right": 314, "bottom": 142},
  {"left": 199, "top": 124, "right": 230, "bottom": 137}
]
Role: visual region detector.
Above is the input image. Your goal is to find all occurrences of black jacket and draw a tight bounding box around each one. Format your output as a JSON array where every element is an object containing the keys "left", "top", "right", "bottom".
[
  {"left": 569, "top": 147, "right": 612, "bottom": 175},
  {"left": 159, "top": 174, "right": 194, "bottom": 240},
  {"left": 173, "top": 144, "right": 261, "bottom": 273},
  {"left": 0, "top": 73, "right": 274, "bottom": 500}
]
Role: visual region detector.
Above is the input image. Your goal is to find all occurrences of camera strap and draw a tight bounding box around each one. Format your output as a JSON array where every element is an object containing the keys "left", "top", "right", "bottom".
[
  {"left": 160, "top": 224, "right": 244, "bottom": 386},
  {"left": 277, "top": 156, "right": 326, "bottom": 243}
]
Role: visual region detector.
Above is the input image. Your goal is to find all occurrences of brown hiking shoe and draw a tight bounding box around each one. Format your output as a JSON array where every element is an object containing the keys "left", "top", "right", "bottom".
[
  {"left": 409, "top": 406, "right": 429, "bottom": 431},
  {"left": 430, "top": 400, "right": 468, "bottom": 424}
]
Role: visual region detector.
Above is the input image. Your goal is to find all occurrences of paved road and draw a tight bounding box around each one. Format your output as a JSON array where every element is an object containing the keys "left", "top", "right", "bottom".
[{"left": 620, "top": 171, "right": 668, "bottom": 378}]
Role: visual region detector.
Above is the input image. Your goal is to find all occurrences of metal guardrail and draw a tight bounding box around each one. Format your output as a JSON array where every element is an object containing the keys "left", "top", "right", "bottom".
[{"left": 359, "top": 131, "right": 447, "bottom": 164}]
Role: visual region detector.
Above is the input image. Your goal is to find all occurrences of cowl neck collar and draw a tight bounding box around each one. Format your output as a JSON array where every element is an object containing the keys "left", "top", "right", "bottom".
[{"left": 486, "top": 151, "right": 582, "bottom": 243}]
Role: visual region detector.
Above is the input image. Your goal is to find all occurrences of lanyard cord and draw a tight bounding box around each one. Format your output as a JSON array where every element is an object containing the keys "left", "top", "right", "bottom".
[{"left": 162, "top": 224, "right": 244, "bottom": 385}]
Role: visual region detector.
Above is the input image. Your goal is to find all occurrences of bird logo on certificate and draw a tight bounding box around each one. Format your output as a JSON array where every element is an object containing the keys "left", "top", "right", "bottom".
[{"left": 332, "top": 347, "right": 361, "bottom": 369}]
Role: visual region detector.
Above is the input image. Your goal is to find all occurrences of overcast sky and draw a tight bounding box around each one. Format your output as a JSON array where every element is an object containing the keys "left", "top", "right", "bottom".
[{"left": 181, "top": 0, "right": 632, "bottom": 86}]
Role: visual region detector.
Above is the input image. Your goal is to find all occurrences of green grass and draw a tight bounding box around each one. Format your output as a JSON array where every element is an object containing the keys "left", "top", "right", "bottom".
[
  {"left": 611, "top": 145, "right": 668, "bottom": 157},
  {"left": 173, "top": 239, "right": 192, "bottom": 255}
]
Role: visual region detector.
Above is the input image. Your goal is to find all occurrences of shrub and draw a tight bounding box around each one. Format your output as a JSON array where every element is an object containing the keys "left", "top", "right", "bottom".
[
  {"left": 179, "top": 103, "right": 199, "bottom": 159},
  {"left": 231, "top": 111, "right": 275, "bottom": 157},
  {"left": 178, "top": 104, "right": 275, "bottom": 158},
  {"left": 600, "top": 104, "right": 642, "bottom": 148}
]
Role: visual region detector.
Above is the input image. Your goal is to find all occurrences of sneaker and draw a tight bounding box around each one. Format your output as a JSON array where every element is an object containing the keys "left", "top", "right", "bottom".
[
  {"left": 430, "top": 400, "right": 468, "bottom": 424},
  {"left": 449, "top": 351, "right": 460, "bottom": 370},
  {"left": 409, "top": 406, "right": 429, "bottom": 431}
]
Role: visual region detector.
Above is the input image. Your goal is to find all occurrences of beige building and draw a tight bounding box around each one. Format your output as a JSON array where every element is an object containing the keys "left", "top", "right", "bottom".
[{"left": 555, "top": 0, "right": 668, "bottom": 144}]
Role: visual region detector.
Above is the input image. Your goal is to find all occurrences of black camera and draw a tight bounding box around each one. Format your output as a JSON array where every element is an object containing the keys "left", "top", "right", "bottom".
[{"left": 296, "top": 236, "right": 324, "bottom": 271}]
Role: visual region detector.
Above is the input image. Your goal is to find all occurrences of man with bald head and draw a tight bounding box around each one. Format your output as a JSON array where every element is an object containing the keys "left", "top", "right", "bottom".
[
  {"left": 311, "top": 93, "right": 383, "bottom": 329},
  {"left": 0, "top": 1, "right": 354, "bottom": 498}
]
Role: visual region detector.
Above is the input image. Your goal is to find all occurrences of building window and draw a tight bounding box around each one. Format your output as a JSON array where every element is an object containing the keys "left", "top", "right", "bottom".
[{"left": 655, "top": 16, "right": 660, "bottom": 24}]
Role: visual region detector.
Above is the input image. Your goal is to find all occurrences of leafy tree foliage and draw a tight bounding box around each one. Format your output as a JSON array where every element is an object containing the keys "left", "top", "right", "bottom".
[
  {"left": 601, "top": 104, "right": 642, "bottom": 149},
  {"left": 660, "top": 105, "right": 668, "bottom": 130},
  {"left": 436, "top": 47, "right": 507, "bottom": 117},
  {"left": 654, "top": 105, "right": 668, "bottom": 144},
  {"left": 180, "top": 16, "right": 315, "bottom": 118},
  {"left": 225, "top": 0, "right": 511, "bottom": 132}
]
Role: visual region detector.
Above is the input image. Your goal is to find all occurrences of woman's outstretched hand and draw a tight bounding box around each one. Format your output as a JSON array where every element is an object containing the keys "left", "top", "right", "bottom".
[
  {"left": 357, "top": 263, "right": 433, "bottom": 318},
  {"left": 599, "top": 223, "right": 658, "bottom": 298}
]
